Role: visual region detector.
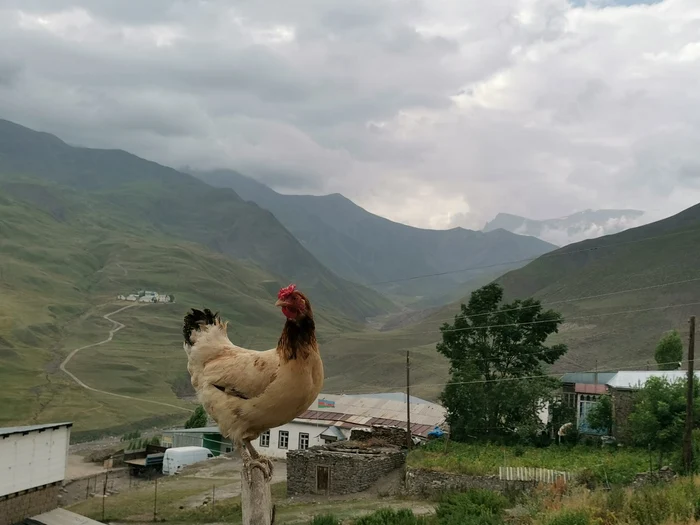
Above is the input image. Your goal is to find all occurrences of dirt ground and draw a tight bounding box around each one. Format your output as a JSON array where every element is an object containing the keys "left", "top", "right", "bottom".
[
  {"left": 66, "top": 454, "right": 109, "bottom": 479},
  {"left": 179, "top": 454, "right": 287, "bottom": 508}
]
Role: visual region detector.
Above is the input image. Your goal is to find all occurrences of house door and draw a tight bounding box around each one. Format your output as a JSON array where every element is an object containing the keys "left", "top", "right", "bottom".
[{"left": 316, "top": 466, "right": 329, "bottom": 493}]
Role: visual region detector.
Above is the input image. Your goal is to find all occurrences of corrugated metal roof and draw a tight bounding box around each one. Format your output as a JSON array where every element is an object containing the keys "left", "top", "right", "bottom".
[
  {"left": 162, "top": 426, "right": 220, "bottom": 434},
  {"left": 311, "top": 393, "right": 446, "bottom": 427},
  {"left": 0, "top": 422, "right": 72, "bottom": 438},
  {"left": 562, "top": 372, "right": 616, "bottom": 385},
  {"left": 320, "top": 426, "right": 346, "bottom": 440},
  {"left": 607, "top": 371, "right": 696, "bottom": 390},
  {"left": 343, "top": 393, "right": 434, "bottom": 404},
  {"left": 30, "top": 508, "right": 103, "bottom": 525}
]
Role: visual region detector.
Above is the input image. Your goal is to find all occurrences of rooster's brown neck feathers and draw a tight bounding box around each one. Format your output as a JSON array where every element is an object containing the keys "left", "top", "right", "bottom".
[{"left": 277, "top": 313, "right": 316, "bottom": 361}]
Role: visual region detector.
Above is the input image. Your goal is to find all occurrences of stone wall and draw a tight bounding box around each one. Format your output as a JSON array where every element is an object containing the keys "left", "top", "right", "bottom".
[
  {"left": 404, "top": 468, "right": 531, "bottom": 497},
  {"left": 287, "top": 446, "right": 406, "bottom": 497},
  {"left": 350, "top": 426, "right": 410, "bottom": 448},
  {"left": 0, "top": 482, "right": 60, "bottom": 525},
  {"left": 611, "top": 389, "right": 636, "bottom": 443}
]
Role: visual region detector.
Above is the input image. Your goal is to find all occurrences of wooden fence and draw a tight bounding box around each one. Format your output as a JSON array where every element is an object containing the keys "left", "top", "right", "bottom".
[{"left": 498, "top": 466, "right": 575, "bottom": 484}]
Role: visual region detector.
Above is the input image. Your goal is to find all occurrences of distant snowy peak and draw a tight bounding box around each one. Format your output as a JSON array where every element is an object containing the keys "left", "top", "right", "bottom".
[{"left": 483, "top": 209, "right": 646, "bottom": 246}]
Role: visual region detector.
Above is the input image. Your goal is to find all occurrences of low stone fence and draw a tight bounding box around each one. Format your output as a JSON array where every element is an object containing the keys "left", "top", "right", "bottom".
[{"left": 404, "top": 467, "right": 532, "bottom": 497}]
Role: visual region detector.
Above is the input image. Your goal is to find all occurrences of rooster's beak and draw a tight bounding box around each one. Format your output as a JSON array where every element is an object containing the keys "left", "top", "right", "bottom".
[{"left": 275, "top": 299, "right": 287, "bottom": 308}]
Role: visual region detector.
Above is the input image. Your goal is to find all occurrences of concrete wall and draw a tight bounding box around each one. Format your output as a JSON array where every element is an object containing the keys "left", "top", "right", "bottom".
[
  {"left": 404, "top": 468, "right": 530, "bottom": 497},
  {"left": 287, "top": 447, "right": 406, "bottom": 497},
  {"left": 0, "top": 482, "right": 60, "bottom": 525},
  {"left": 0, "top": 426, "right": 70, "bottom": 497}
]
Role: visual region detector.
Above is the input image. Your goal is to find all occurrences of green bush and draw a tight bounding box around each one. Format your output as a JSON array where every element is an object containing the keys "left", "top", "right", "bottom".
[
  {"left": 546, "top": 510, "right": 590, "bottom": 525},
  {"left": 605, "top": 486, "right": 627, "bottom": 513},
  {"left": 309, "top": 515, "right": 341, "bottom": 525},
  {"left": 353, "top": 508, "right": 430, "bottom": 525},
  {"left": 627, "top": 487, "right": 671, "bottom": 525},
  {"left": 435, "top": 489, "right": 508, "bottom": 525}
]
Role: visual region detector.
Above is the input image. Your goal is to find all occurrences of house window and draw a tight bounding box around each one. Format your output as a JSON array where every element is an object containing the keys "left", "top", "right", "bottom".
[
  {"left": 278, "top": 430, "right": 289, "bottom": 449},
  {"left": 225, "top": 447, "right": 232, "bottom": 453},
  {"left": 259, "top": 430, "right": 270, "bottom": 447},
  {"left": 299, "top": 433, "right": 310, "bottom": 450}
]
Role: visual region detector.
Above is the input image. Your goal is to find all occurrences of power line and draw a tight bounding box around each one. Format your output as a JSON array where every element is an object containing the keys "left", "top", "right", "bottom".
[
  {"left": 368, "top": 225, "right": 700, "bottom": 286},
  {"left": 334, "top": 358, "right": 698, "bottom": 395},
  {"left": 417, "top": 301, "right": 700, "bottom": 335}
]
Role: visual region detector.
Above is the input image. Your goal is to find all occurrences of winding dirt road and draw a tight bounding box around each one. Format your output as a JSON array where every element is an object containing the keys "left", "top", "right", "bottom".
[{"left": 59, "top": 304, "right": 193, "bottom": 413}]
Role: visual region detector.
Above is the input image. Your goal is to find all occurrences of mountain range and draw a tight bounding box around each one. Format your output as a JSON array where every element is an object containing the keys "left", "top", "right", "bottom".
[
  {"left": 2, "top": 116, "right": 696, "bottom": 435},
  {"left": 320, "top": 201, "right": 700, "bottom": 399},
  {"left": 194, "top": 169, "right": 555, "bottom": 307},
  {"left": 483, "top": 209, "right": 647, "bottom": 246},
  {"left": 0, "top": 118, "right": 554, "bottom": 433}
]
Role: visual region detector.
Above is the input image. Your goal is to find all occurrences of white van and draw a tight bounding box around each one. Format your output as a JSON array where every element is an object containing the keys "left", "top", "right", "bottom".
[{"left": 162, "top": 446, "right": 214, "bottom": 475}]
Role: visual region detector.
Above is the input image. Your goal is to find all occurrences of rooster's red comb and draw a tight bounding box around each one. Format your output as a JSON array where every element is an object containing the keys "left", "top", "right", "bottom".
[{"left": 278, "top": 284, "right": 296, "bottom": 300}]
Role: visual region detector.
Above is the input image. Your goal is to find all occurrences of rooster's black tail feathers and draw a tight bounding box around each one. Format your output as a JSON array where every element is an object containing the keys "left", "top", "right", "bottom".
[{"left": 183, "top": 308, "right": 219, "bottom": 346}]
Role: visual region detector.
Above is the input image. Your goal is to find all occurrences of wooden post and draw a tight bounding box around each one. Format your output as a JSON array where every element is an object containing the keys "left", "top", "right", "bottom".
[
  {"left": 153, "top": 477, "right": 158, "bottom": 523},
  {"left": 102, "top": 471, "right": 108, "bottom": 522},
  {"left": 683, "top": 316, "right": 696, "bottom": 473},
  {"left": 406, "top": 350, "right": 412, "bottom": 449},
  {"left": 241, "top": 465, "right": 273, "bottom": 525}
]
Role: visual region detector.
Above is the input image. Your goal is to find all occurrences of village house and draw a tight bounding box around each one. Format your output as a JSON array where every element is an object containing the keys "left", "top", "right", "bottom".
[
  {"left": 117, "top": 290, "right": 173, "bottom": 303},
  {"left": 559, "top": 371, "right": 616, "bottom": 435},
  {"left": 605, "top": 370, "right": 699, "bottom": 442},
  {"left": 162, "top": 392, "right": 447, "bottom": 458}
]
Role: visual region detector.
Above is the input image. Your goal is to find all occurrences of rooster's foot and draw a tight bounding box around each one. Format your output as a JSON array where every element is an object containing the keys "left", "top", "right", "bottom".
[{"left": 244, "top": 456, "right": 274, "bottom": 480}]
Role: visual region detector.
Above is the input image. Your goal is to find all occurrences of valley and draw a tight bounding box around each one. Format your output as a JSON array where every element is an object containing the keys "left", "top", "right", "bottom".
[{"left": 1, "top": 118, "right": 699, "bottom": 437}]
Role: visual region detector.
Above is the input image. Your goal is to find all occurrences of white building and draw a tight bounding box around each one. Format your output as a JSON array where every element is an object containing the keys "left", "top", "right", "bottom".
[
  {"left": 0, "top": 422, "right": 72, "bottom": 525},
  {"left": 163, "top": 392, "right": 447, "bottom": 460}
]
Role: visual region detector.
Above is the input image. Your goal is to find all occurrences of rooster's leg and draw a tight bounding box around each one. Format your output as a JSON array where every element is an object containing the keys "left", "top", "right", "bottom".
[{"left": 242, "top": 439, "right": 274, "bottom": 480}]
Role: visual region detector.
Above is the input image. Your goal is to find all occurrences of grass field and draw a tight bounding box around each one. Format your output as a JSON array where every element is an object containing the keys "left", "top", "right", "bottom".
[
  {"left": 408, "top": 442, "right": 652, "bottom": 485},
  {"left": 0, "top": 182, "right": 366, "bottom": 432}
]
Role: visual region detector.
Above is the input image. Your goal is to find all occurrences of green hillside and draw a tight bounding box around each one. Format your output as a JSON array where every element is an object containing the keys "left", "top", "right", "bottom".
[
  {"left": 321, "top": 202, "right": 700, "bottom": 399},
  {"left": 195, "top": 169, "right": 556, "bottom": 307},
  {"left": 0, "top": 179, "right": 365, "bottom": 434},
  {"left": 0, "top": 119, "right": 395, "bottom": 322}
]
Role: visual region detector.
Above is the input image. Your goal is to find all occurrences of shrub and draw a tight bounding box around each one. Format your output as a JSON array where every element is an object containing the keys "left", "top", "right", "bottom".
[
  {"left": 435, "top": 489, "right": 508, "bottom": 525},
  {"left": 627, "top": 487, "right": 671, "bottom": 525},
  {"left": 546, "top": 509, "right": 591, "bottom": 525},
  {"left": 604, "top": 486, "right": 626, "bottom": 513},
  {"left": 353, "top": 508, "right": 430, "bottom": 525}
]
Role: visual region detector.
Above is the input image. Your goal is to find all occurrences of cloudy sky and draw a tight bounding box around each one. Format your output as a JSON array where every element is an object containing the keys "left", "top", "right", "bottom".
[{"left": 1, "top": 0, "right": 698, "bottom": 230}]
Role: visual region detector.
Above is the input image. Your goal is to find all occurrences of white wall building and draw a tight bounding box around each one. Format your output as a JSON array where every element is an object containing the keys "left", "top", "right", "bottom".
[
  {"left": 163, "top": 392, "right": 447, "bottom": 460},
  {"left": 0, "top": 422, "right": 72, "bottom": 525}
]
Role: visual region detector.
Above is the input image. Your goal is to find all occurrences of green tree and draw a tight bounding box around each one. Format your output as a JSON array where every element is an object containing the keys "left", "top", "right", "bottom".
[
  {"left": 654, "top": 330, "right": 683, "bottom": 370},
  {"left": 586, "top": 394, "right": 613, "bottom": 434},
  {"left": 437, "top": 283, "right": 568, "bottom": 442},
  {"left": 185, "top": 405, "right": 208, "bottom": 429},
  {"left": 628, "top": 376, "right": 700, "bottom": 469}
]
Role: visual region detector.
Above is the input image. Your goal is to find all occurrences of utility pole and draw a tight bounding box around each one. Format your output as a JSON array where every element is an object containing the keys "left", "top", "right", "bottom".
[
  {"left": 683, "top": 316, "right": 696, "bottom": 474},
  {"left": 406, "top": 350, "right": 412, "bottom": 449}
]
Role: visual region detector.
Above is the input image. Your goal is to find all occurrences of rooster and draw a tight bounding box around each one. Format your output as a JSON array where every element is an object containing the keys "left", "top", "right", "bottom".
[{"left": 182, "top": 284, "right": 323, "bottom": 479}]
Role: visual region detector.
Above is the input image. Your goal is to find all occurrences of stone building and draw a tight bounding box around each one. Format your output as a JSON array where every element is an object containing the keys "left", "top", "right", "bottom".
[
  {"left": 606, "top": 371, "right": 698, "bottom": 443},
  {"left": 287, "top": 440, "right": 406, "bottom": 497}
]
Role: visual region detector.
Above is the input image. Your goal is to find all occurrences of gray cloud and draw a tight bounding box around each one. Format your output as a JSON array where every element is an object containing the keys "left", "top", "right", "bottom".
[{"left": 0, "top": 0, "right": 698, "bottom": 229}]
